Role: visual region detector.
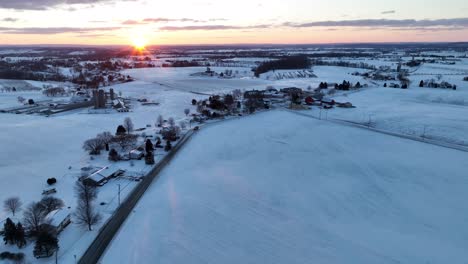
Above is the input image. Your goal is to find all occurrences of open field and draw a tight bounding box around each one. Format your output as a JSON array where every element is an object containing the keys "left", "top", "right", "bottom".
[
  {"left": 0, "top": 46, "right": 467, "bottom": 263},
  {"left": 102, "top": 110, "right": 468, "bottom": 264}
]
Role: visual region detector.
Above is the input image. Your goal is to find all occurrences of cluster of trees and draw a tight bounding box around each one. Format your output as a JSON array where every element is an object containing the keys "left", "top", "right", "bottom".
[
  {"left": 335, "top": 81, "right": 352, "bottom": 91},
  {"left": 33, "top": 230, "right": 58, "bottom": 258},
  {"left": 318, "top": 82, "right": 329, "bottom": 89},
  {"left": 463, "top": 77, "right": 468, "bottom": 81},
  {"left": 0, "top": 86, "right": 17, "bottom": 93},
  {"left": 3, "top": 218, "right": 26, "bottom": 248},
  {"left": 0, "top": 60, "right": 67, "bottom": 81},
  {"left": 195, "top": 91, "right": 242, "bottom": 117},
  {"left": 406, "top": 60, "right": 422, "bottom": 67},
  {"left": 83, "top": 131, "right": 114, "bottom": 155},
  {"left": 311, "top": 59, "right": 377, "bottom": 70},
  {"left": 2, "top": 196, "right": 65, "bottom": 258},
  {"left": 254, "top": 56, "right": 311, "bottom": 77},
  {"left": 23, "top": 197, "right": 64, "bottom": 235},
  {"left": 161, "top": 117, "right": 181, "bottom": 142},
  {"left": 419, "top": 79, "right": 456, "bottom": 89},
  {"left": 162, "top": 60, "right": 201, "bottom": 67},
  {"left": 244, "top": 93, "right": 265, "bottom": 113},
  {"left": 0, "top": 251, "right": 25, "bottom": 262},
  {"left": 42, "top": 87, "right": 67, "bottom": 97}
]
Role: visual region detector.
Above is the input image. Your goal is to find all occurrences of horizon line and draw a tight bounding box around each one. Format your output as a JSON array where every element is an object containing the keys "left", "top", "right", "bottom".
[{"left": 1, "top": 41, "right": 468, "bottom": 49}]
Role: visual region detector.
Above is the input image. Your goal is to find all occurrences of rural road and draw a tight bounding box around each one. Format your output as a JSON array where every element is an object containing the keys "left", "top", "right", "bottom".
[
  {"left": 287, "top": 109, "right": 468, "bottom": 153},
  {"left": 78, "top": 130, "right": 195, "bottom": 264}
]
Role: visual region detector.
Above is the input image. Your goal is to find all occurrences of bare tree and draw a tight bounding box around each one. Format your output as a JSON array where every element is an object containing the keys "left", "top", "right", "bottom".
[
  {"left": 184, "top": 108, "right": 190, "bottom": 116},
  {"left": 168, "top": 117, "right": 175, "bottom": 127},
  {"left": 38, "top": 197, "right": 64, "bottom": 215},
  {"left": 3, "top": 197, "right": 22, "bottom": 216},
  {"left": 123, "top": 117, "right": 134, "bottom": 133},
  {"left": 157, "top": 114, "right": 164, "bottom": 127},
  {"left": 17, "top": 96, "right": 26, "bottom": 104},
  {"left": 97, "top": 131, "right": 114, "bottom": 145},
  {"left": 174, "top": 126, "right": 181, "bottom": 136},
  {"left": 23, "top": 202, "right": 47, "bottom": 234},
  {"left": 232, "top": 89, "right": 242, "bottom": 100},
  {"left": 74, "top": 181, "right": 101, "bottom": 231},
  {"left": 112, "top": 134, "right": 138, "bottom": 151},
  {"left": 83, "top": 138, "right": 104, "bottom": 155},
  {"left": 97, "top": 131, "right": 114, "bottom": 151},
  {"left": 179, "top": 121, "right": 187, "bottom": 130}
]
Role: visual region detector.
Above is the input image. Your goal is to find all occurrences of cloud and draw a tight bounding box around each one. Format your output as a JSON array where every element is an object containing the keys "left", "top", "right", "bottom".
[
  {"left": 0, "top": 26, "right": 121, "bottom": 34},
  {"left": 143, "top": 18, "right": 205, "bottom": 23},
  {"left": 122, "top": 17, "right": 230, "bottom": 25},
  {"left": 2, "top": 18, "right": 18, "bottom": 22},
  {"left": 158, "top": 24, "right": 270, "bottom": 31},
  {"left": 381, "top": 10, "right": 396, "bottom": 15},
  {"left": 122, "top": 20, "right": 142, "bottom": 25},
  {"left": 0, "top": 0, "right": 136, "bottom": 10},
  {"left": 283, "top": 18, "right": 468, "bottom": 28}
]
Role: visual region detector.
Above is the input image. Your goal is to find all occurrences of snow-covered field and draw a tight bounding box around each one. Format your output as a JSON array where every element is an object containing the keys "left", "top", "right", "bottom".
[
  {"left": 102, "top": 110, "right": 468, "bottom": 264},
  {"left": 325, "top": 87, "right": 468, "bottom": 145},
  {"left": 0, "top": 56, "right": 467, "bottom": 263}
]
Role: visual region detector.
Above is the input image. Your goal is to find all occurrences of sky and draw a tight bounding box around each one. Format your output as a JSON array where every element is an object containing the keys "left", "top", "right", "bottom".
[{"left": 0, "top": 0, "right": 467, "bottom": 45}]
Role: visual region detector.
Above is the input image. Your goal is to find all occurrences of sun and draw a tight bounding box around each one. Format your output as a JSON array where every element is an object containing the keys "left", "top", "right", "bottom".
[{"left": 131, "top": 36, "right": 147, "bottom": 50}]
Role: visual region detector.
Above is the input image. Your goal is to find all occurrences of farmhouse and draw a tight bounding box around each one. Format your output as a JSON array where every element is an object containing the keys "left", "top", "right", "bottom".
[
  {"left": 243, "top": 90, "right": 264, "bottom": 99},
  {"left": 83, "top": 167, "right": 125, "bottom": 186},
  {"left": 42, "top": 209, "right": 72, "bottom": 234},
  {"left": 280, "top": 87, "right": 303, "bottom": 96}
]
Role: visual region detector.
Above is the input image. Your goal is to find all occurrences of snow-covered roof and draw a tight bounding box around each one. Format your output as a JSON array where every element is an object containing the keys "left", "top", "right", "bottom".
[
  {"left": 86, "top": 166, "right": 116, "bottom": 182},
  {"left": 45, "top": 209, "right": 70, "bottom": 227}
]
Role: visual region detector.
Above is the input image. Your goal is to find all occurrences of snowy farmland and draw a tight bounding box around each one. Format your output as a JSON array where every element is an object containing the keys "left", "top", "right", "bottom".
[
  {"left": 102, "top": 110, "right": 468, "bottom": 264},
  {"left": 0, "top": 46, "right": 468, "bottom": 263}
]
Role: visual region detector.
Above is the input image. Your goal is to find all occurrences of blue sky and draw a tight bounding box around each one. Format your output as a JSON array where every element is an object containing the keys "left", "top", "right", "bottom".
[{"left": 0, "top": 0, "right": 467, "bottom": 45}]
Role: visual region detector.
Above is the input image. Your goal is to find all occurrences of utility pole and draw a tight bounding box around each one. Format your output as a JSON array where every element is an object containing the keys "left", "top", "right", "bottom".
[
  {"left": 55, "top": 246, "right": 59, "bottom": 264},
  {"left": 118, "top": 184, "right": 121, "bottom": 206}
]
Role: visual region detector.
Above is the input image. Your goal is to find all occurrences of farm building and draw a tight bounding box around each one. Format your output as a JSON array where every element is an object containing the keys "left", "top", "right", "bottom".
[
  {"left": 82, "top": 167, "right": 125, "bottom": 186},
  {"left": 305, "top": 96, "right": 315, "bottom": 105},
  {"left": 42, "top": 209, "right": 72, "bottom": 234},
  {"left": 280, "top": 87, "right": 303, "bottom": 96},
  {"left": 129, "top": 150, "right": 144, "bottom": 160}
]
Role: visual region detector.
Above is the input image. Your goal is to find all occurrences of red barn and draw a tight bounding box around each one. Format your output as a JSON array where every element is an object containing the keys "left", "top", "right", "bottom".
[{"left": 305, "top": 96, "right": 315, "bottom": 105}]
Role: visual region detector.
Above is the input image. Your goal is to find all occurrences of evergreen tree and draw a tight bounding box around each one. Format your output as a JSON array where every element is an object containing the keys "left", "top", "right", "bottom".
[
  {"left": 15, "top": 222, "right": 26, "bottom": 248},
  {"left": 145, "top": 139, "right": 154, "bottom": 153},
  {"left": 108, "top": 149, "right": 119, "bottom": 161},
  {"left": 419, "top": 80, "right": 424, "bottom": 87},
  {"left": 115, "top": 125, "right": 126, "bottom": 136},
  {"left": 145, "top": 151, "right": 155, "bottom": 165},
  {"left": 155, "top": 137, "right": 162, "bottom": 148},
  {"left": 3, "top": 218, "right": 16, "bottom": 245},
  {"left": 383, "top": 83, "right": 387, "bottom": 87},
  {"left": 33, "top": 230, "right": 58, "bottom": 258},
  {"left": 164, "top": 141, "right": 172, "bottom": 152}
]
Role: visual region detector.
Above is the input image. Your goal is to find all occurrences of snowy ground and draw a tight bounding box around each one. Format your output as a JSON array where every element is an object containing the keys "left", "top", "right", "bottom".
[
  {"left": 102, "top": 110, "right": 468, "bottom": 264},
  {"left": 0, "top": 60, "right": 467, "bottom": 263}
]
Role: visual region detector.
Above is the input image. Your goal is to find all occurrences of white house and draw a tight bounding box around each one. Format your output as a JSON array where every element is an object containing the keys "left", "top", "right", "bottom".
[{"left": 43, "top": 209, "right": 71, "bottom": 234}]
